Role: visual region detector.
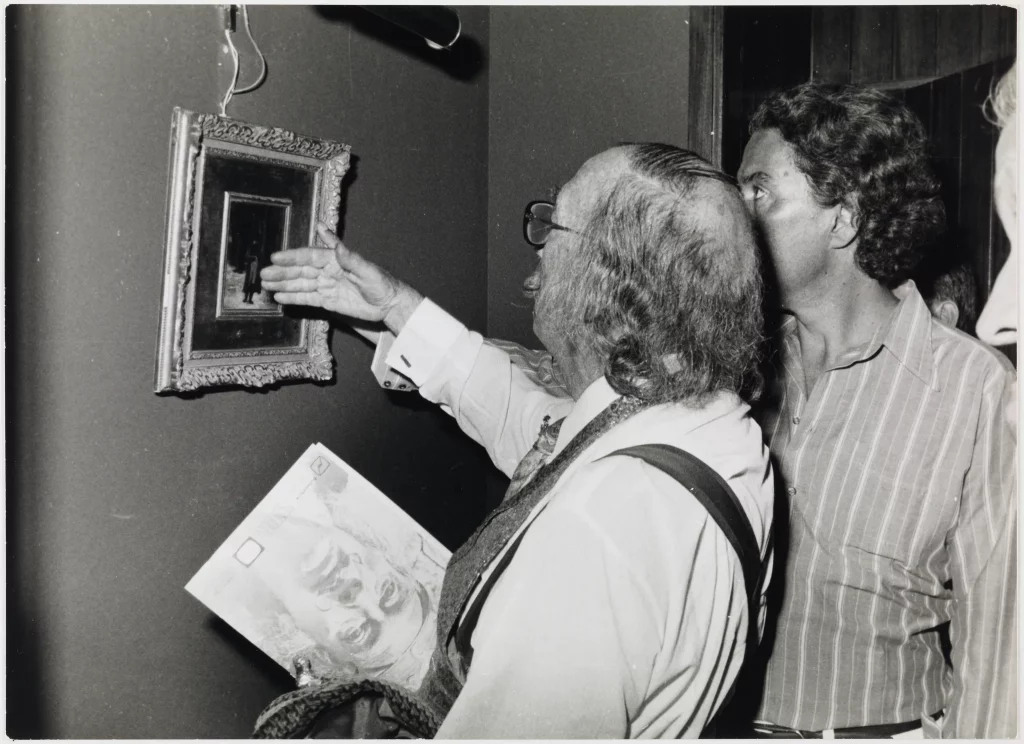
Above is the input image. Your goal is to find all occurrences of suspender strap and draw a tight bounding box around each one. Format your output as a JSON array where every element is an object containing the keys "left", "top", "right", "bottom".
[
  {"left": 454, "top": 443, "right": 769, "bottom": 674},
  {"left": 453, "top": 521, "right": 533, "bottom": 669},
  {"left": 605, "top": 444, "right": 764, "bottom": 612}
]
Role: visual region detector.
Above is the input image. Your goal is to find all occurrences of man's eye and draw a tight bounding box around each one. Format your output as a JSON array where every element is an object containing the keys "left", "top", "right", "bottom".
[{"left": 752, "top": 185, "right": 767, "bottom": 200}]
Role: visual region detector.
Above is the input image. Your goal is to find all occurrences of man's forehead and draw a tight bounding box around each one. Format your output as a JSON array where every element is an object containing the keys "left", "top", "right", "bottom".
[
  {"left": 739, "top": 128, "right": 795, "bottom": 180},
  {"left": 559, "top": 147, "right": 632, "bottom": 207}
]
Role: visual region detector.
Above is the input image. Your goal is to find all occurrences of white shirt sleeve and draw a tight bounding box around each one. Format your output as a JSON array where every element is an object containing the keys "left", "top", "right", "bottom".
[
  {"left": 382, "top": 298, "right": 573, "bottom": 478},
  {"left": 436, "top": 457, "right": 748, "bottom": 739},
  {"left": 384, "top": 298, "right": 465, "bottom": 387}
]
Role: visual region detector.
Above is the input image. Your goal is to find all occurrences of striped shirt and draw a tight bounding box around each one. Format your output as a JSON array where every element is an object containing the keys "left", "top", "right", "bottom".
[{"left": 753, "top": 283, "right": 1017, "bottom": 738}]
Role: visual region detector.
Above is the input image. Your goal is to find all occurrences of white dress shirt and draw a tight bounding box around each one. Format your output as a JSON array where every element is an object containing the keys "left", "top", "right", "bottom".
[{"left": 383, "top": 299, "right": 775, "bottom": 738}]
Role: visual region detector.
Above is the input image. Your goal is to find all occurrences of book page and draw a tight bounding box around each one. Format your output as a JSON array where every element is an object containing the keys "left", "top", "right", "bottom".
[{"left": 186, "top": 443, "right": 450, "bottom": 691}]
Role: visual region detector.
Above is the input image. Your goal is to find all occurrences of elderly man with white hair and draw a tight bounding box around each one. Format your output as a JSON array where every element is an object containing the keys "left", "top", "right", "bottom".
[{"left": 261, "top": 143, "right": 775, "bottom": 738}]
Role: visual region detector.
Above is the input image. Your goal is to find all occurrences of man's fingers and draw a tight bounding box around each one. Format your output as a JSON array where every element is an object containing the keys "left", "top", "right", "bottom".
[
  {"left": 261, "top": 264, "right": 328, "bottom": 282},
  {"left": 260, "top": 264, "right": 294, "bottom": 281},
  {"left": 271, "top": 291, "right": 325, "bottom": 307},
  {"left": 262, "top": 276, "right": 327, "bottom": 293},
  {"left": 269, "top": 246, "right": 335, "bottom": 268}
]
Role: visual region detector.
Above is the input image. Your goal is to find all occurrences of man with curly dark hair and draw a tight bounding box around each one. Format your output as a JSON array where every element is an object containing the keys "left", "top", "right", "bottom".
[
  {"left": 260, "top": 144, "right": 775, "bottom": 737},
  {"left": 737, "top": 83, "right": 1016, "bottom": 739}
]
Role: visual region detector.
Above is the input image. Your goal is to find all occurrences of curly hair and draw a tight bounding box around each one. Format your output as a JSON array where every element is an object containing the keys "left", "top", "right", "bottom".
[
  {"left": 558, "top": 143, "right": 765, "bottom": 405},
  {"left": 750, "top": 83, "right": 945, "bottom": 284}
]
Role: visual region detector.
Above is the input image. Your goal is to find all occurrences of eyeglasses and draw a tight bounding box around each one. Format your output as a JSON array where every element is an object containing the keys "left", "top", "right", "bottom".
[{"left": 523, "top": 200, "right": 579, "bottom": 247}]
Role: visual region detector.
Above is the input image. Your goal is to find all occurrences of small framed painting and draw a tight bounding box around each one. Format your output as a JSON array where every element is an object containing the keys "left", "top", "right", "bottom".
[{"left": 154, "top": 108, "right": 351, "bottom": 393}]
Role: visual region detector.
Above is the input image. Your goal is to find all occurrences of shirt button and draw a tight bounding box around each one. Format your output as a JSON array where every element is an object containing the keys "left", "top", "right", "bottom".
[
  {"left": 792, "top": 416, "right": 801, "bottom": 425},
  {"left": 787, "top": 486, "right": 797, "bottom": 496}
]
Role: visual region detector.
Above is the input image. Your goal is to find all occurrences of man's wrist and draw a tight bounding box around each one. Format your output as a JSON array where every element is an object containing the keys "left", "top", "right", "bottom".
[{"left": 383, "top": 285, "right": 425, "bottom": 336}]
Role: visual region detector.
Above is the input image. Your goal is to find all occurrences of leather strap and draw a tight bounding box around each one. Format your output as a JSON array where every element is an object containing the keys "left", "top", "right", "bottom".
[
  {"left": 751, "top": 711, "right": 941, "bottom": 738},
  {"left": 608, "top": 444, "right": 768, "bottom": 618}
]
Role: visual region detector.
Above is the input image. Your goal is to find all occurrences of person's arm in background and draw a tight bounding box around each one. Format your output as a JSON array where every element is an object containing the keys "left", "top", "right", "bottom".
[
  {"left": 261, "top": 223, "right": 571, "bottom": 477},
  {"left": 483, "top": 338, "right": 570, "bottom": 399},
  {"left": 946, "top": 363, "right": 1017, "bottom": 738}
]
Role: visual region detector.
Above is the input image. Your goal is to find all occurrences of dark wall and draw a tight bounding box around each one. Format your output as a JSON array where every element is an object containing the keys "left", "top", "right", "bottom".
[
  {"left": 486, "top": 6, "right": 691, "bottom": 346},
  {"left": 7, "top": 5, "right": 490, "bottom": 738}
]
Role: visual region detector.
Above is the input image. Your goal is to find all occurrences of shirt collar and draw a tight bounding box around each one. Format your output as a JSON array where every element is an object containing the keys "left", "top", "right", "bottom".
[
  {"left": 779, "top": 281, "right": 938, "bottom": 390},
  {"left": 551, "top": 376, "right": 620, "bottom": 457}
]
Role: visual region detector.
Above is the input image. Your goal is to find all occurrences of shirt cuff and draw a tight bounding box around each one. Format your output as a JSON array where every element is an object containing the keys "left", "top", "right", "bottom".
[{"left": 385, "top": 297, "right": 466, "bottom": 387}]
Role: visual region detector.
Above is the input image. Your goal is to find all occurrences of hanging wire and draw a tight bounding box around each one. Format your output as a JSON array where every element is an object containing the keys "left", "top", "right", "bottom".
[{"left": 219, "top": 5, "right": 267, "bottom": 117}]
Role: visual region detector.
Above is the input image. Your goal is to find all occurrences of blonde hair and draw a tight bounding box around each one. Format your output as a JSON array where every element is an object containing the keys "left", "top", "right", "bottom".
[{"left": 986, "top": 63, "right": 1017, "bottom": 129}]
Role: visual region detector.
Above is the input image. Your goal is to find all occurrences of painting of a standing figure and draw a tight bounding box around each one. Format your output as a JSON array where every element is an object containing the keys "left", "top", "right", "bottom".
[{"left": 219, "top": 194, "right": 291, "bottom": 316}]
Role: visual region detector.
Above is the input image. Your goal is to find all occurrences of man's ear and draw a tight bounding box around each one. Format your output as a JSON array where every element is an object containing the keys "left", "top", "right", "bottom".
[
  {"left": 931, "top": 299, "right": 961, "bottom": 329},
  {"left": 829, "top": 203, "right": 859, "bottom": 250}
]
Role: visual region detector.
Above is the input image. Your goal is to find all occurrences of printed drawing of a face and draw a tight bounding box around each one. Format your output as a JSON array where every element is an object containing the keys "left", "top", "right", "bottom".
[{"left": 289, "top": 527, "right": 430, "bottom": 673}]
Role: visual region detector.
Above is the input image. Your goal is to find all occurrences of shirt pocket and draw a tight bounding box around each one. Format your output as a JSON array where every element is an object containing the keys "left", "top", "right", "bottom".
[
  {"left": 840, "top": 436, "right": 958, "bottom": 572},
  {"left": 835, "top": 433, "right": 937, "bottom": 569}
]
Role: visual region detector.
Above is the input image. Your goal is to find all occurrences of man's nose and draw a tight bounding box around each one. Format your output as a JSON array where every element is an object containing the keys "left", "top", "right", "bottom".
[{"left": 335, "top": 577, "right": 364, "bottom": 604}]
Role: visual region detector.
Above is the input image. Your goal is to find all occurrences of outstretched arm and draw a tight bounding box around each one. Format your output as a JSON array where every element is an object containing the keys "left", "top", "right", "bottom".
[{"left": 262, "top": 224, "right": 572, "bottom": 476}]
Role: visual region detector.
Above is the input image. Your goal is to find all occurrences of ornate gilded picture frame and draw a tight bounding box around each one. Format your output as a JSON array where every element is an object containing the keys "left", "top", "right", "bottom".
[{"left": 154, "top": 108, "right": 351, "bottom": 393}]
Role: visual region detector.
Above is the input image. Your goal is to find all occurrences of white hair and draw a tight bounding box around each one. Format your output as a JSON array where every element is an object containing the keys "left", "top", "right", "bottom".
[{"left": 986, "top": 63, "right": 1017, "bottom": 129}]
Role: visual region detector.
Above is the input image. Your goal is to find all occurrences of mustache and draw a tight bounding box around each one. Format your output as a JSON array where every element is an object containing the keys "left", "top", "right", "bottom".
[{"left": 521, "top": 271, "right": 541, "bottom": 299}]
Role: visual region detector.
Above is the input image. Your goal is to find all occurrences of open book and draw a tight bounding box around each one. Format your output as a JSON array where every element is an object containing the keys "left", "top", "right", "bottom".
[{"left": 186, "top": 443, "right": 450, "bottom": 690}]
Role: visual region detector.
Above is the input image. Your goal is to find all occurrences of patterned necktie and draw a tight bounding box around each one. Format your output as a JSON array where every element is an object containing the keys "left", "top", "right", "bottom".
[{"left": 502, "top": 415, "right": 564, "bottom": 501}]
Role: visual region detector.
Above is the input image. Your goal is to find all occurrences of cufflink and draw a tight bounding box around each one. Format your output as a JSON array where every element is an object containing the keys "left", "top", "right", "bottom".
[{"left": 371, "top": 331, "right": 415, "bottom": 392}]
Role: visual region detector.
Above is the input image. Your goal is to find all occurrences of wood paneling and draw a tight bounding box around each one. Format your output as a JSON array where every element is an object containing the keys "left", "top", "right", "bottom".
[
  {"left": 929, "top": 73, "right": 964, "bottom": 232},
  {"left": 909, "top": 58, "right": 1014, "bottom": 316},
  {"left": 811, "top": 7, "right": 853, "bottom": 83},
  {"left": 997, "top": 6, "right": 1018, "bottom": 57},
  {"left": 688, "top": 6, "right": 725, "bottom": 166},
  {"left": 937, "top": 6, "right": 982, "bottom": 76},
  {"left": 895, "top": 6, "right": 937, "bottom": 80},
  {"left": 903, "top": 82, "right": 933, "bottom": 133},
  {"left": 851, "top": 6, "right": 895, "bottom": 83},
  {"left": 980, "top": 6, "right": 1017, "bottom": 61},
  {"left": 809, "top": 6, "right": 1014, "bottom": 86}
]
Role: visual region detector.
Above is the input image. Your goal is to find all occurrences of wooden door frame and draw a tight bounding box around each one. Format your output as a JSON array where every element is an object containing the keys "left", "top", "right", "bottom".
[{"left": 687, "top": 6, "right": 725, "bottom": 167}]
